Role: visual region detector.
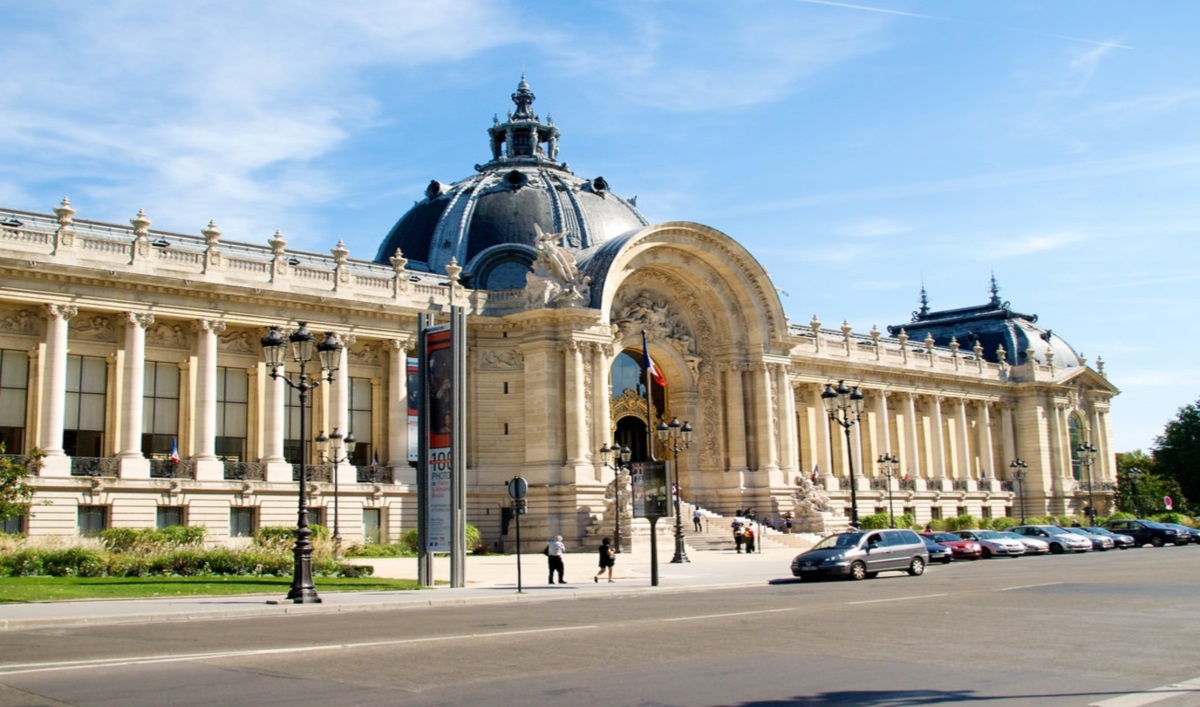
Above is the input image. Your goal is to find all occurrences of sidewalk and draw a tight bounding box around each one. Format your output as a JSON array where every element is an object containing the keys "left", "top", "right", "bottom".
[{"left": 0, "top": 545, "right": 802, "bottom": 631}]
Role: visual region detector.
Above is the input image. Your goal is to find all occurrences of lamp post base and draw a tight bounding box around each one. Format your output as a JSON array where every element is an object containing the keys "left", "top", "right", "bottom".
[{"left": 670, "top": 528, "right": 690, "bottom": 563}]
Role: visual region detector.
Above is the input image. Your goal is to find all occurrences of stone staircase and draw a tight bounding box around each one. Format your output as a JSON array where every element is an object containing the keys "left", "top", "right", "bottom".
[{"left": 681, "top": 503, "right": 817, "bottom": 555}]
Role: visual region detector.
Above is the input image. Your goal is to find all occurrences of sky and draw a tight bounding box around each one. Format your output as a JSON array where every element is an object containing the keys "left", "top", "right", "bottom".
[{"left": 1, "top": 1, "right": 1197, "bottom": 454}]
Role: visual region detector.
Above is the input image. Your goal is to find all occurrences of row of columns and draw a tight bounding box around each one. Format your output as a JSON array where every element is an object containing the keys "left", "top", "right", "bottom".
[{"left": 34, "top": 305, "right": 416, "bottom": 479}]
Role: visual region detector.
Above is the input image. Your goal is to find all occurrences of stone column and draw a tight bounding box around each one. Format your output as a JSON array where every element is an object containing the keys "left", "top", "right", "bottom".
[
  {"left": 753, "top": 362, "right": 778, "bottom": 473},
  {"left": 387, "top": 338, "right": 413, "bottom": 481},
  {"left": 927, "top": 396, "right": 947, "bottom": 483},
  {"left": 1001, "top": 404, "right": 1016, "bottom": 471},
  {"left": 191, "top": 319, "right": 226, "bottom": 481},
  {"left": 563, "top": 340, "right": 588, "bottom": 468},
  {"left": 955, "top": 398, "right": 971, "bottom": 482},
  {"left": 37, "top": 304, "right": 77, "bottom": 476},
  {"left": 874, "top": 390, "right": 892, "bottom": 459},
  {"left": 331, "top": 335, "right": 355, "bottom": 486},
  {"left": 592, "top": 344, "right": 613, "bottom": 480},
  {"left": 903, "top": 393, "right": 922, "bottom": 484},
  {"left": 116, "top": 313, "right": 154, "bottom": 479},
  {"left": 261, "top": 352, "right": 291, "bottom": 482},
  {"left": 978, "top": 401, "right": 996, "bottom": 483},
  {"left": 816, "top": 384, "right": 835, "bottom": 486},
  {"left": 723, "top": 362, "right": 748, "bottom": 473},
  {"left": 776, "top": 367, "right": 798, "bottom": 475}
]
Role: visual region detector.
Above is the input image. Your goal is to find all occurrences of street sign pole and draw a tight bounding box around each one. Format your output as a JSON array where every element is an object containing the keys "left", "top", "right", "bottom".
[{"left": 508, "top": 477, "right": 528, "bottom": 594}]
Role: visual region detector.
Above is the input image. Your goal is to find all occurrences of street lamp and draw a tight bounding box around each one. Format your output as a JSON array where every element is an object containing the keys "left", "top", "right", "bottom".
[
  {"left": 316, "top": 427, "right": 356, "bottom": 556},
  {"left": 1010, "top": 459, "right": 1028, "bottom": 524},
  {"left": 1127, "top": 467, "right": 1143, "bottom": 517},
  {"left": 657, "top": 417, "right": 692, "bottom": 563},
  {"left": 1076, "top": 442, "right": 1098, "bottom": 525},
  {"left": 599, "top": 441, "right": 631, "bottom": 553},
  {"left": 822, "top": 380, "right": 865, "bottom": 525},
  {"left": 262, "top": 322, "right": 342, "bottom": 604},
  {"left": 877, "top": 452, "right": 899, "bottom": 528}
]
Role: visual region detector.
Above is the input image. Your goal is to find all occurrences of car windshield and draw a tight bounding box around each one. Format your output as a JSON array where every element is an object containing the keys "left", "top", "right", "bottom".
[
  {"left": 813, "top": 533, "right": 863, "bottom": 550},
  {"left": 1142, "top": 521, "right": 1167, "bottom": 529},
  {"left": 974, "top": 531, "right": 1003, "bottom": 539},
  {"left": 1063, "top": 527, "right": 1089, "bottom": 535},
  {"left": 999, "top": 532, "right": 1026, "bottom": 539},
  {"left": 1086, "top": 527, "right": 1113, "bottom": 535},
  {"left": 930, "top": 533, "right": 963, "bottom": 542}
]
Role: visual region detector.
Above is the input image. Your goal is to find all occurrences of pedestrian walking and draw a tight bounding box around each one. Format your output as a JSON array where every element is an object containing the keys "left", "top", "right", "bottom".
[
  {"left": 594, "top": 537, "right": 616, "bottom": 583},
  {"left": 744, "top": 525, "right": 756, "bottom": 554},
  {"left": 693, "top": 507, "right": 703, "bottom": 532},
  {"left": 733, "top": 521, "right": 745, "bottom": 553},
  {"left": 545, "top": 535, "right": 567, "bottom": 584}
]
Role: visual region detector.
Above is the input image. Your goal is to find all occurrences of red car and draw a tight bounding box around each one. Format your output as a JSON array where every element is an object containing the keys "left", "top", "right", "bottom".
[{"left": 924, "top": 532, "right": 983, "bottom": 560}]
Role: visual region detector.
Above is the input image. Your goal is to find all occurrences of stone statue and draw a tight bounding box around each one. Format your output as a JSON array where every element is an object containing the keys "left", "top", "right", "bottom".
[{"left": 524, "top": 223, "right": 591, "bottom": 308}]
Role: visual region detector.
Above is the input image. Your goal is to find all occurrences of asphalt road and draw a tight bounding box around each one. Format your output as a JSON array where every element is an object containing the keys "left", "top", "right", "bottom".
[{"left": 1, "top": 547, "right": 1198, "bottom": 706}]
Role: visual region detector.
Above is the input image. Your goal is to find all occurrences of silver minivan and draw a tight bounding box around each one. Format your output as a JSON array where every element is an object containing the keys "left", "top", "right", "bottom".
[{"left": 790, "top": 529, "right": 929, "bottom": 581}]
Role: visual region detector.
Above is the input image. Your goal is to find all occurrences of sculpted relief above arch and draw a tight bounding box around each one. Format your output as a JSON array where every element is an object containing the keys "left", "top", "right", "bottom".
[{"left": 612, "top": 290, "right": 702, "bottom": 379}]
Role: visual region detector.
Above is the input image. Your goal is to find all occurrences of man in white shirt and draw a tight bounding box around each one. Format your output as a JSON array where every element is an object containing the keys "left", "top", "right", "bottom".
[{"left": 547, "top": 535, "right": 567, "bottom": 584}]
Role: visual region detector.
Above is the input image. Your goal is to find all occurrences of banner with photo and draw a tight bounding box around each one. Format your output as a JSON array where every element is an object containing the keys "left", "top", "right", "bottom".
[
  {"left": 631, "top": 461, "right": 669, "bottom": 520},
  {"left": 423, "top": 324, "right": 453, "bottom": 553}
]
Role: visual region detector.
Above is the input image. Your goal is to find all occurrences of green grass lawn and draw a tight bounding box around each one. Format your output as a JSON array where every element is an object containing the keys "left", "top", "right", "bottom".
[{"left": 0, "top": 576, "right": 425, "bottom": 603}]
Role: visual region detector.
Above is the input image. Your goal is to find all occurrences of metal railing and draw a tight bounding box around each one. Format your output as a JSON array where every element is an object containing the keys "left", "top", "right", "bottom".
[
  {"left": 357, "top": 465, "right": 392, "bottom": 483},
  {"left": 294, "top": 464, "right": 331, "bottom": 483},
  {"left": 71, "top": 457, "right": 119, "bottom": 477},
  {"left": 150, "top": 459, "right": 195, "bottom": 479},
  {"left": 224, "top": 462, "right": 265, "bottom": 481}
]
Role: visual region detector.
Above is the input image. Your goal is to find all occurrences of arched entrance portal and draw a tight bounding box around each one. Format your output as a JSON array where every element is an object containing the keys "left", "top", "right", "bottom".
[
  {"left": 614, "top": 417, "right": 649, "bottom": 462},
  {"left": 609, "top": 349, "right": 665, "bottom": 463}
]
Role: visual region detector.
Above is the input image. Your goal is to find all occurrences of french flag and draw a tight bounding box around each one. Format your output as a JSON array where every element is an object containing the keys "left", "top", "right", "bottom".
[
  {"left": 169, "top": 438, "right": 180, "bottom": 463},
  {"left": 642, "top": 331, "right": 666, "bottom": 387}
]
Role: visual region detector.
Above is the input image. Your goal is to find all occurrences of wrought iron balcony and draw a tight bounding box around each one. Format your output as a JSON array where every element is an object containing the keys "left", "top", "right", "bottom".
[
  {"left": 357, "top": 465, "right": 392, "bottom": 483},
  {"left": 70, "top": 457, "right": 119, "bottom": 477},
  {"left": 223, "top": 462, "right": 265, "bottom": 481}
]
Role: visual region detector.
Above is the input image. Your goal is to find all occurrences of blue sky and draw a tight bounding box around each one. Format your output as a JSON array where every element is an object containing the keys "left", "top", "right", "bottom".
[{"left": 2, "top": 1, "right": 1196, "bottom": 454}]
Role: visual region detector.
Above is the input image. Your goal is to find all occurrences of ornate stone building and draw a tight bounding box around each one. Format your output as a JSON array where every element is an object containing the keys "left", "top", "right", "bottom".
[{"left": 0, "top": 78, "right": 1118, "bottom": 548}]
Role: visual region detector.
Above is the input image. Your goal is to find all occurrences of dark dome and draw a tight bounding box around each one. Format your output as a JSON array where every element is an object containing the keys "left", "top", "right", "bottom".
[
  {"left": 887, "top": 279, "right": 1082, "bottom": 368},
  {"left": 374, "top": 77, "right": 648, "bottom": 289}
]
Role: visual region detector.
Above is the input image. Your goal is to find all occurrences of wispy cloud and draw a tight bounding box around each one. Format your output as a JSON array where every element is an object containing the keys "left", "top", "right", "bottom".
[
  {"left": 837, "top": 218, "right": 916, "bottom": 239},
  {"left": 985, "top": 231, "right": 1085, "bottom": 259}
]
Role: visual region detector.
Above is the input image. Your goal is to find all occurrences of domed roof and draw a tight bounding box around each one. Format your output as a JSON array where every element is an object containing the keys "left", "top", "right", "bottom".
[
  {"left": 886, "top": 277, "right": 1082, "bottom": 368},
  {"left": 373, "top": 77, "right": 649, "bottom": 289}
]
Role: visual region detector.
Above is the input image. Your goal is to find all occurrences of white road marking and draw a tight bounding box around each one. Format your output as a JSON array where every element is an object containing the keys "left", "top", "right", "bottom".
[
  {"left": 0, "top": 625, "right": 598, "bottom": 676},
  {"left": 1090, "top": 675, "right": 1200, "bottom": 707},
  {"left": 664, "top": 608, "right": 795, "bottom": 622},
  {"left": 846, "top": 593, "right": 946, "bottom": 605},
  {"left": 994, "top": 581, "right": 1063, "bottom": 592}
]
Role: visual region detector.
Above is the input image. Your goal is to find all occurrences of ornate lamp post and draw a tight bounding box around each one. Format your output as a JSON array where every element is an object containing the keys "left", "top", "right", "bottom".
[
  {"left": 1076, "top": 442, "right": 1098, "bottom": 525},
  {"left": 877, "top": 452, "right": 899, "bottom": 528},
  {"left": 657, "top": 417, "right": 692, "bottom": 564},
  {"left": 1127, "top": 467, "right": 1143, "bottom": 517},
  {"left": 599, "top": 441, "right": 631, "bottom": 553},
  {"left": 822, "top": 380, "right": 865, "bottom": 525},
  {"left": 316, "top": 428, "right": 356, "bottom": 556},
  {"left": 262, "top": 322, "right": 342, "bottom": 604},
  {"left": 1010, "top": 458, "right": 1028, "bottom": 524}
]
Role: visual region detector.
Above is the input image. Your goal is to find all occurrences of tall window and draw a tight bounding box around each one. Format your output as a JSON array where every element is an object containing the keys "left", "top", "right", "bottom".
[
  {"left": 1068, "top": 415, "right": 1083, "bottom": 481},
  {"left": 142, "top": 362, "right": 180, "bottom": 458},
  {"left": 64, "top": 355, "right": 107, "bottom": 457},
  {"left": 0, "top": 349, "right": 28, "bottom": 453},
  {"left": 229, "top": 507, "right": 256, "bottom": 537},
  {"left": 156, "top": 506, "right": 184, "bottom": 529},
  {"left": 348, "top": 377, "right": 372, "bottom": 466},
  {"left": 216, "top": 367, "right": 249, "bottom": 462},
  {"left": 284, "top": 384, "right": 303, "bottom": 464},
  {"left": 78, "top": 505, "right": 108, "bottom": 536}
]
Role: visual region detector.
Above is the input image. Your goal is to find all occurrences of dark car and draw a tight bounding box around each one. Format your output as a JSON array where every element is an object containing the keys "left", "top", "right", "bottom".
[
  {"left": 1062, "top": 526, "right": 1114, "bottom": 551},
  {"left": 1084, "top": 526, "right": 1136, "bottom": 549},
  {"left": 1161, "top": 523, "right": 1200, "bottom": 544},
  {"left": 922, "top": 536, "right": 953, "bottom": 564},
  {"left": 924, "top": 532, "right": 983, "bottom": 560},
  {"left": 1104, "top": 519, "right": 1188, "bottom": 547}
]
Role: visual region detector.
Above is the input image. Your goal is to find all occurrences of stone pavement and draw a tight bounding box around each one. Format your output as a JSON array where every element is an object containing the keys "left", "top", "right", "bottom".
[{"left": 0, "top": 542, "right": 810, "bottom": 632}]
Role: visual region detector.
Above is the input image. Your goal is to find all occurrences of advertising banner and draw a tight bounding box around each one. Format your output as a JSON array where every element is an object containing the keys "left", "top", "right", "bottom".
[
  {"left": 630, "top": 461, "right": 669, "bottom": 520},
  {"left": 423, "top": 324, "right": 453, "bottom": 553},
  {"left": 407, "top": 357, "right": 418, "bottom": 463}
]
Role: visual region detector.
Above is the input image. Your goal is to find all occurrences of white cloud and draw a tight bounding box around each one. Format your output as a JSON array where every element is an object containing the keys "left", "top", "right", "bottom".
[
  {"left": 837, "top": 218, "right": 916, "bottom": 239},
  {"left": 984, "top": 230, "right": 1085, "bottom": 259}
]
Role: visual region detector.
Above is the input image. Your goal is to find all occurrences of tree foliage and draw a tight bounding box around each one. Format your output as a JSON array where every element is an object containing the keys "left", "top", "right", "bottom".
[
  {"left": 1115, "top": 450, "right": 1180, "bottom": 517},
  {"left": 0, "top": 444, "right": 40, "bottom": 523},
  {"left": 1152, "top": 398, "right": 1200, "bottom": 511}
]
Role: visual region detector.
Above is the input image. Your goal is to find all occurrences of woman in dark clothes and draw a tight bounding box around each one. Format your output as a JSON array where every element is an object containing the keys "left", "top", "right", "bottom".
[{"left": 594, "top": 537, "right": 615, "bottom": 583}]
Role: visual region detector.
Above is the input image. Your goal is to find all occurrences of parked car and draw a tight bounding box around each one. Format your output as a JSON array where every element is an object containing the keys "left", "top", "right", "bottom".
[
  {"left": 922, "top": 536, "right": 953, "bottom": 564},
  {"left": 1062, "top": 526, "right": 1114, "bottom": 551},
  {"left": 1103, "top": 519, "right": 1187, "bottom": 547},
  {"left": 923, "top": 532, "right": 983, "bottom": 560},
  {"left": 1009, "top": 525, "right": 1093, "bottom": 553},
  {"left": 998, "top": 531, "right": 1051, "bottom": 555},
  {"left": 955, "top": 529, "right": 1026, "bottom": 558},
  {"left": 1083, "top": 526, "right": 1135, "bottom": 549},
  {"left": 1160, "top": 523, "right": 1200, "bottom": 544},
  {"left": 791, "top": 529, "right": 929, "bottom": 581}
]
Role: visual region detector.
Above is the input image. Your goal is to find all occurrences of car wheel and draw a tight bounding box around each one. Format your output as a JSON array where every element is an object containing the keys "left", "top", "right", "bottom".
[
  {"left": 1151, "top": 536, "right": 1165, "bottom": 547},
  {"left": 907, "top": 557, "right": 926, "bottom": 576},
  {"left": 982, "top": 548, "right": 992, "bottom": 559},
  {"left": 1050, "top": 542, "right": 1064, "bottom": 554},
  {"left": 942, "top": 556, "right": 953, "bottom": 564},
  {"left": 849, "top": 561, "right": 867, "bottom": 581}
]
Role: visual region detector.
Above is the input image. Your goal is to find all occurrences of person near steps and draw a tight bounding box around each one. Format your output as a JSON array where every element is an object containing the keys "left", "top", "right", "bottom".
[
  {"left": 693, "top": 507, "right": 703, "bottom": 532},
  {"left": 594, "top": 537, "right": 615, "bottom": 583},
  {"left": 546, "top": 535, "right": 566, "bottom": 584}
]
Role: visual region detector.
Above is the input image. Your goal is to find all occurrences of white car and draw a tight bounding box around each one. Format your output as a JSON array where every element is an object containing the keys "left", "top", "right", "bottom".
[
  {"left": 998, "top": 531, "right": 1051, "bottom": 555},
  {"left": 956, "top": 529, "right": 1027, "bottom": 558},
  {"left": 1010, "top": 525, "right": 1093, "bottom": 554}
]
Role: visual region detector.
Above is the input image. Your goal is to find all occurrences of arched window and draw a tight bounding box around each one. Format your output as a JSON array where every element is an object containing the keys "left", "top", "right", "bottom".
[{"left": 1068, "top": 414, "right": 1084, "bottom": 480}]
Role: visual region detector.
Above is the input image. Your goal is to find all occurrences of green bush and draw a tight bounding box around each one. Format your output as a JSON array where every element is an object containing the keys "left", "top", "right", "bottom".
[
  {"left": 99, "top": 526, "right": 208, "bottom": 554},
  {"left": 398, "top": 524, "right": 483, "bottom": 554},
  {"left": 344, "top": 543, "right": 414, "bottom": 558},
  {"left": 1153, "top": 512, "right": 1188, "bottom": 525},
  {"left": 40, "top": 547, "right": 105, "bottom": 577},
  {"left": 160, "top": 525, "right": 207, "bottom": 546},
  {"left": 991, "top": 516, "right": 1016, "bottom": 530},
  {"left": 399, "top": 528, "right": 419, "bottom": 552},
  {"left": 0, "top": 548, "right": 44, "bottom": 576},
  {"left": 858, "top": 513, "right": 891, "bottom": 530},
  {"left": 1107, "top": 511, "right": 1136, "bottom": 521}
]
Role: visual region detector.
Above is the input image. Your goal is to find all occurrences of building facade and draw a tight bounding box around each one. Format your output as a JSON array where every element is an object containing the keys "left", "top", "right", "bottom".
[{"left": 0, "top": 79, "right": 1119, "bottom": 548}]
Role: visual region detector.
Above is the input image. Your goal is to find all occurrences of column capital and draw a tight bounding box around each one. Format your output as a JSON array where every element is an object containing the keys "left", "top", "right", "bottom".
[
  {"left": 390, "top": 336, "right": 415, "bottom": 352},
  {"left": 44, "top": 303, "right": 78, "bottom": 321},
  {"left": 124, "top": 311, "right": 154, "bottom": 328},
  {"left": 192, "top": 319, "right": 227, "bottom": 334}
]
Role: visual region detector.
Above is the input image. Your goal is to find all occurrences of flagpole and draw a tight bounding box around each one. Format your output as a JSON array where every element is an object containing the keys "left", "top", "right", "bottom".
[{"left": 645, "top": 358, "right": 655, "bottom": 461}]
